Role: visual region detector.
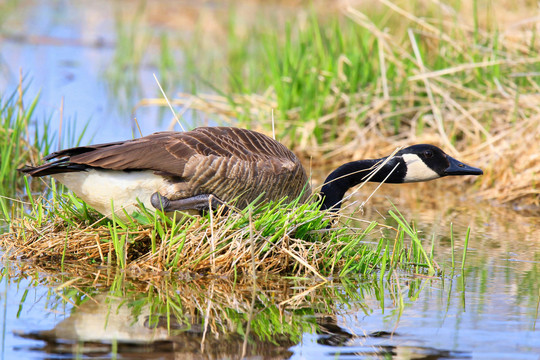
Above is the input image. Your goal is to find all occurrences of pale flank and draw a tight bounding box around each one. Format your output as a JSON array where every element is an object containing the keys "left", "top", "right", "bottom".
[{"left": 53, "top": 170, "right": 166, "bottom": 220}]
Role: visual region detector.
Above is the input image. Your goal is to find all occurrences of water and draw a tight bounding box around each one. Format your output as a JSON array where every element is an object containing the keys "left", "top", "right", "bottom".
[
  {"left": 0, "top": 0, "right": 186, "bottom": 144},
  {"left": 1, "top": 1, "right": 540, "bottom": 359},
  {"left": 2, "top": 237, "right": 539, "bottom": 359}
]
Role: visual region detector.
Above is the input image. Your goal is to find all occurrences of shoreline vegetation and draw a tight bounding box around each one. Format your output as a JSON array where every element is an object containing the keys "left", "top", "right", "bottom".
[{"left": 2, "top": 1, "right": 539, "bottom": 278}]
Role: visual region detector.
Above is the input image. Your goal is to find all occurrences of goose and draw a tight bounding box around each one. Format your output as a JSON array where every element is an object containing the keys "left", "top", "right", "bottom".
[{"left": 19, "top": 126, "right": 483, "bottom": 219}]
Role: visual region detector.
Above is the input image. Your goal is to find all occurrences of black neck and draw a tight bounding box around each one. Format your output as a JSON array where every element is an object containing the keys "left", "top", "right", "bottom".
[{"left": 319, "top": 157, "right": 406, "bottom": 211}]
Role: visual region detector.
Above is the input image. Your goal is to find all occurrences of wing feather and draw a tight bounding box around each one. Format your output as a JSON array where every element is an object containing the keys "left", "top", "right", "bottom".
[
  {"left": 20, "top": 127, "right": 301, "bottom": 178},
  {"left": 20, "top": 127, "right": 311, "bottom": 207}
]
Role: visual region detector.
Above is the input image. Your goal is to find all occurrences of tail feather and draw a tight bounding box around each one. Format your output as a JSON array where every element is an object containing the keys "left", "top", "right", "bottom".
[
  {"left": 18, "top": 162, "right": 89, "bottom": 177},
  {"left": 19, "top": 142, "right": 123, "bottom": 177},
  {"left": 42, "top": 142, "right": 124, "bottom": 161}
]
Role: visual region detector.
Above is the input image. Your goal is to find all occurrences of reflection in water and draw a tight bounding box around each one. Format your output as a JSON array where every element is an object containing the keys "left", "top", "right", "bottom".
[
  {"left": 5, "top": 256, "right": 538, "bottom": 360},
  {"left": 4, "top": 264, "right": 480, "bottom": 360},
  {"left": 10, "top": 270, "right": 476, "bottom": 359},
  {"left": 9, "top": 271, "right": 318, "bottom": 358},
  {"left": 19, "top": 293, "right": 294, "bottom": 358}
]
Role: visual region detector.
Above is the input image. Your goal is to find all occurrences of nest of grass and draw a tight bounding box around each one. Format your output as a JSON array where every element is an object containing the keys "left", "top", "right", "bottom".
[{"left": 3, "top": 192, "right": 409, "bottom": 279}]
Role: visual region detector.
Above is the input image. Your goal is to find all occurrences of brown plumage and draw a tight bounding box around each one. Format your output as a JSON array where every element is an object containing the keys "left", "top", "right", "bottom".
[{"left": 20, "top": 127, "right": 311, "bottom": 218}]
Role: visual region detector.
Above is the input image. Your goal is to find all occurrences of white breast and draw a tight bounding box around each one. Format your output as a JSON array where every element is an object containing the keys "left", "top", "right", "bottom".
[
  {"left": 52, "top": 170, "right": 167, "bottom": 220},
  {"left": 402, "top": 153, "right": 440, "bottom": 182}
]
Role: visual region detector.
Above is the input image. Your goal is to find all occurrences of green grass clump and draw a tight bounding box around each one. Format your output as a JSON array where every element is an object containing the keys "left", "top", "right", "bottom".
[
  {"left": 0, "top": 84, "right": 89, "bottom": 225},
  {"left": 222, "top": 15, "right": 384, "bottom": 143},
  {"left": 1, "top": 90, "right": 37, "bottom": 195},
  {"left": 1, "top": 183, "right": 440, "bottom": 279},
  {"left": 0, "top": 85, "right": 53, "bottom": 223}
]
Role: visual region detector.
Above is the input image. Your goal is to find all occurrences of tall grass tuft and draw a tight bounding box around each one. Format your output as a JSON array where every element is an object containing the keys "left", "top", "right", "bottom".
[
  {"left": 0, "top": 84, "right": 54, "bottom": 224},
  {"left": 0, "top": 80, "right": 92, "bottom": 228},
  {"left": 1, "top": 89, "right": 39, "bottom": 196}
]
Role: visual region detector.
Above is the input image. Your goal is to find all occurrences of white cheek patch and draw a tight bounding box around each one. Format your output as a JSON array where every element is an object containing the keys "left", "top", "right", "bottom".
[{"left": 402, "top": 153, "right": 440, "bottom": 183}]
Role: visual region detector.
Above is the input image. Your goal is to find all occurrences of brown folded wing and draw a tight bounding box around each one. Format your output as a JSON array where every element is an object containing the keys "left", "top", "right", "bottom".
[{"left": 21, "top": 127, "right": 311, "bottom": 207}]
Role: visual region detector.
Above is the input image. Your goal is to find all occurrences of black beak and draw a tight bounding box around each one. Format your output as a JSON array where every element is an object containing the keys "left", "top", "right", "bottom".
[{"left": 444, "top": 155, "right": 483, "bottom": 176}]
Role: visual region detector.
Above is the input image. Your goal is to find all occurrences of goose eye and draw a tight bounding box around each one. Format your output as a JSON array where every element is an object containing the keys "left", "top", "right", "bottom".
[{"left": 424, "top": 150, "right": 434, "bottom": 158}]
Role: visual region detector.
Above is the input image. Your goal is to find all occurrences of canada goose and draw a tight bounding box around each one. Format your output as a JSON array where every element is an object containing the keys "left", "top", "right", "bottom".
[{"left": 19, "top": 126, "right": 482, "bottom": 219}]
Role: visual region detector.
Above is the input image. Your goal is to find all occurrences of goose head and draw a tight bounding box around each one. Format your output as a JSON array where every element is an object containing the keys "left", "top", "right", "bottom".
[
  {"left": 397, "top": 144, "right": 483, "bottom": 183},
  {"left": 320, "top": 144, "right": 483, "bottom": 211}
]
